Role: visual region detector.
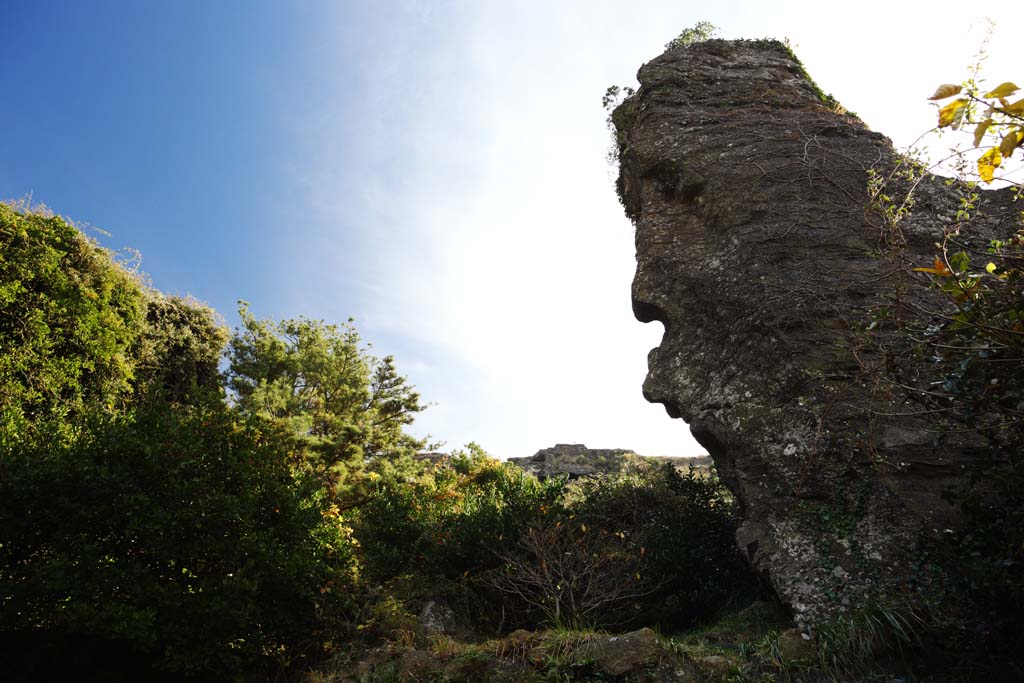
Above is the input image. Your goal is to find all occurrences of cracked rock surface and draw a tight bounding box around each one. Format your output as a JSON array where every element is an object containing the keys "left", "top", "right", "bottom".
[{"left": 613, "top": 39, "right": 1018, "bottom": 628}]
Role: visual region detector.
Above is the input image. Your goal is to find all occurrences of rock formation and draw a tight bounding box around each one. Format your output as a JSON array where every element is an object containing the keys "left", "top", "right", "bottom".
[
  {"left": 613, "top": 39, "right": 1019, "bottom": 628},
  {"left": 507, "top": 443, "right": 712, "bottom": 480}
]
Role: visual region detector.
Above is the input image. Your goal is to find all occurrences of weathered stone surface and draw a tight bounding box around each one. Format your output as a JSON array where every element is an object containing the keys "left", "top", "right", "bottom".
[
  {"left": 417, "top": 600, "right": 456, "bottom": 638},
  {"left": 777, "top": 628, "right": 816, "bottom": 663},
  {"left": 583, "top": 627, "right": 660, "bottom": 676},
  {"left": 695, "top": 654, "right": 738, "bottom": 678},
  {"left": 613, "top": 39, "right": 1018, "bottom": 629},
  {"left": 507, "top": 443, "right": 712, "bottom": 480}
]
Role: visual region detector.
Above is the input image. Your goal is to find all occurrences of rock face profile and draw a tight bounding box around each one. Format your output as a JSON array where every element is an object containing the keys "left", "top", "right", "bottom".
[
  {"left": 507, "top": 443, "right": 712, "bottom": 480},
  {"left": 613, "top": 39, "right": 1018, "bottom": 628}
]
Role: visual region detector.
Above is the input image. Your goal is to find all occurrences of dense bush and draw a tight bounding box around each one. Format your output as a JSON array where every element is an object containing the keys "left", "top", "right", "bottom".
[
  {"left": 562, "top": 464, "right": 761, "bottom": 628},
  {"left": 354, "top": 457, "right": 761, "bottom": 633},
  {"left": 133, "top": 293, "right": 229, "bottom": 406},
  {"left": 353, "top": 447, "right": 563, "bottom": 583},
  {"left": 347, "top": 448, "right": 564, "bottom": 634},
  {"left": 572, "top": 466, "right": 758, "bottom": 619},
  {"left": 0, "top": 404, "right": 353, "bottom": 676},
  {"left": 0, "top": 203, "right": 146, "bottom": 445}
]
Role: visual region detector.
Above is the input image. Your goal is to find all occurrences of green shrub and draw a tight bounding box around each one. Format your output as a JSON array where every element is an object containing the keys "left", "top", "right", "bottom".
[
  {"left": 0, "top": 203, "right": 146, "bottom": 445},
  {"left": 0, "top": 403, "right": 353, "bottom": 676},
  {"left": 350, "top": 448, "right": 565, "bottom": 634},
  {"left": 133, "top": 293, "right": 229, "bottom": 406},
  {"left": 354, "top": 447, "right": 562, "bottom": 586},
  {"left": 569, "top": 464, "right": 763, "bottom": 628}
]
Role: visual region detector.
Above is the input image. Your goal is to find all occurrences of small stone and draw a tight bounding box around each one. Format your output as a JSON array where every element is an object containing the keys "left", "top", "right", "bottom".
[
  {"left": 695, "top": 654, "right": 737, "bottom": 678},
  {"left": 585, "top": 627, "right": 659, "bottom": 676}
]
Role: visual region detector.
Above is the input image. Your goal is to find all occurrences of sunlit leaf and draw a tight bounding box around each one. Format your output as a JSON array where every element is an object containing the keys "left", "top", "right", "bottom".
[
  {"left": 978, "top": 147, "right": 1002, "bottom": 183},
  {"left": 1000, "top": 130, "right": 1020, "bottom": 158},
  {"left": 928, "top": 84, "right": 962, "bottom": 100},
  {"left": 973, "top": 119, "right": 992, "bottom": 147},
  {"left": 938, "top": 99, "right": 967, "bottom": 128},
  {"left": 1002, "top": 98, "right": 1024, "bottom": 115},
  {"left": 912, "top": 257, "right": 952, "bottom": 277},
  {"left": 986, "top": 262, "right": 998, "bottom": 274},
  {"left": 984, "top": 82, "right": 1020, "bottom": 98}
]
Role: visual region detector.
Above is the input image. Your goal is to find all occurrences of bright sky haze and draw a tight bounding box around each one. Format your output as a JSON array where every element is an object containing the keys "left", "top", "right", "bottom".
[{"left": 2, "top": 1, "right": 1021, "bottom": 458}]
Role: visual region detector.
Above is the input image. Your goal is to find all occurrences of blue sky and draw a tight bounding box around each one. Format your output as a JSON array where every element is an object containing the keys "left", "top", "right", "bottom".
[{"left": 3, "top": 1, "right": 1021, "bottom": 457}]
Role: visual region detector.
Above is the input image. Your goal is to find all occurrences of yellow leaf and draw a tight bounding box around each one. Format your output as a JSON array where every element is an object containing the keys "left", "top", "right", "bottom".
[
  {"left": 986, "top": 262, "right": 998, "bottom": 274},
  {"left": 984, "top": 82, "right": 1020, "bottom": 98},
  {"left": 912, "top": 257, "right": 952, "bottom": 277},
  {"left": 937, "top": 99, "right": 967, "bottom": 128},
  {"left": 1000, "top": 130, "right": 1020, "bottom": 158},
  {"left": 978, "top": 147, "right": 1002, "bottom": 183},
  {"left": 973, "top": 119, "right": 992, "bottom": 147},
  {"left": 928, "top": 84, "right": 962, "bottom": 100},
  {"left": 1002, "top": 98, "right": 1024, "bottom": 115},
  {"left": 580, "top": 524, "right": 587, "bottom": 533}
]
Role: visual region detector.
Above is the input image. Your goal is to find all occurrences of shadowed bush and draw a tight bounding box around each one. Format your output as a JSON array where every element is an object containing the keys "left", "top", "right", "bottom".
[{"left": 0, "top": 404, "right": 354, "bottom": 677}]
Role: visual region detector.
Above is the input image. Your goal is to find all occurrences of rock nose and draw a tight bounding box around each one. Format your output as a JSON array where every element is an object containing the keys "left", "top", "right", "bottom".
[{"left": 631, "top": 256, "right": 672, "bottom": 327}]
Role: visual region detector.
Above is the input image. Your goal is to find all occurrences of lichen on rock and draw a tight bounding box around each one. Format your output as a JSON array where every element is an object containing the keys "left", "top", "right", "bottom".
[{"left": 613, "top": 38, "right": 1019, "bottom": 629}]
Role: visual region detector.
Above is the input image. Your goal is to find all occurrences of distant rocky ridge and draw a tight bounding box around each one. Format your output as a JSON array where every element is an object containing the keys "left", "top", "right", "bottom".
[
  {"left": 506, "top": 443, "right": 712, "bottom": 480},
  {"left": 417, "top": 444, "right": 712, "bottom": 480}
]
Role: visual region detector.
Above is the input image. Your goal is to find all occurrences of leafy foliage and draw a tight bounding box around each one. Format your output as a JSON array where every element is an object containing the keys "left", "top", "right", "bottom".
[
  {"left": 351, "top": 447, "right": 564, "bottom": 632},
  {"left": 354, "top": 457, "right": 758, "bottom": 633},
  {"left": 568, "top": 465, "right": 761, "bottom": 628},
  {"left": 664, "top": 21, "right": 719, "bottom": 50},
  {"left": 226, "top": 303, "right": 427, "bottom": 504},
  {"left": 0, "top": 403, "right": 352, "bottom": 676},
  {"left": 865, "top": 57, "right": 1024, "bottom": 667},
  {"left": 928, "top": 78, "right": 1024, "bottom": 183},
  {"left": 0, "top": 203, "right": 146, "bottom": 445},
  {"left": 133, "top": 293, "right": 229, "bottom": 405}
]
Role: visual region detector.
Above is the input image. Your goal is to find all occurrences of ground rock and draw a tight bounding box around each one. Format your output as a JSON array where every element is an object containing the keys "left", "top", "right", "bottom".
[
  {"left": 777, "top": 628, "right": 816, "bottom": 663},
  {"left": 695, "top": 654, "right": 738, "bottom": 678},
  {"left": 652, "top": 657, "right": 703, "bottom": 683},
  {"left": 584, "top": 627, "right": 660, "bottom": 676},
  {"left": 417, "top": 600, "right": 456, "bottom": 638},
  {"left": 613, "top": 38, "right": 1018, "bottom": 628},
  {"left": 398, "top": 648, "right": 437, "bottom": 679}
]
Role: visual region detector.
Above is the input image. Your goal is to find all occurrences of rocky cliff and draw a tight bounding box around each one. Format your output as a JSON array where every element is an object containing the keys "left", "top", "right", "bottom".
[
  {"left": 613, "top": 39, "right": 1019, "bottom": 629},
  {"left": 507, "top": 443, "right": 712, "bottom": 480}
]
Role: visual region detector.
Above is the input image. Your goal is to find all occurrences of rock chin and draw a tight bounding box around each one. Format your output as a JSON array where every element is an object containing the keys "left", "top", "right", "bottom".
[{"left": 613, "top": 38, "right": 1018, "bottom": 629}]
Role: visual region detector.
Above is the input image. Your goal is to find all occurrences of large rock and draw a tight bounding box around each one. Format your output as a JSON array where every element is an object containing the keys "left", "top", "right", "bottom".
[{"left": 613, "top": 39, "right": 1018, "bottom": 628}]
